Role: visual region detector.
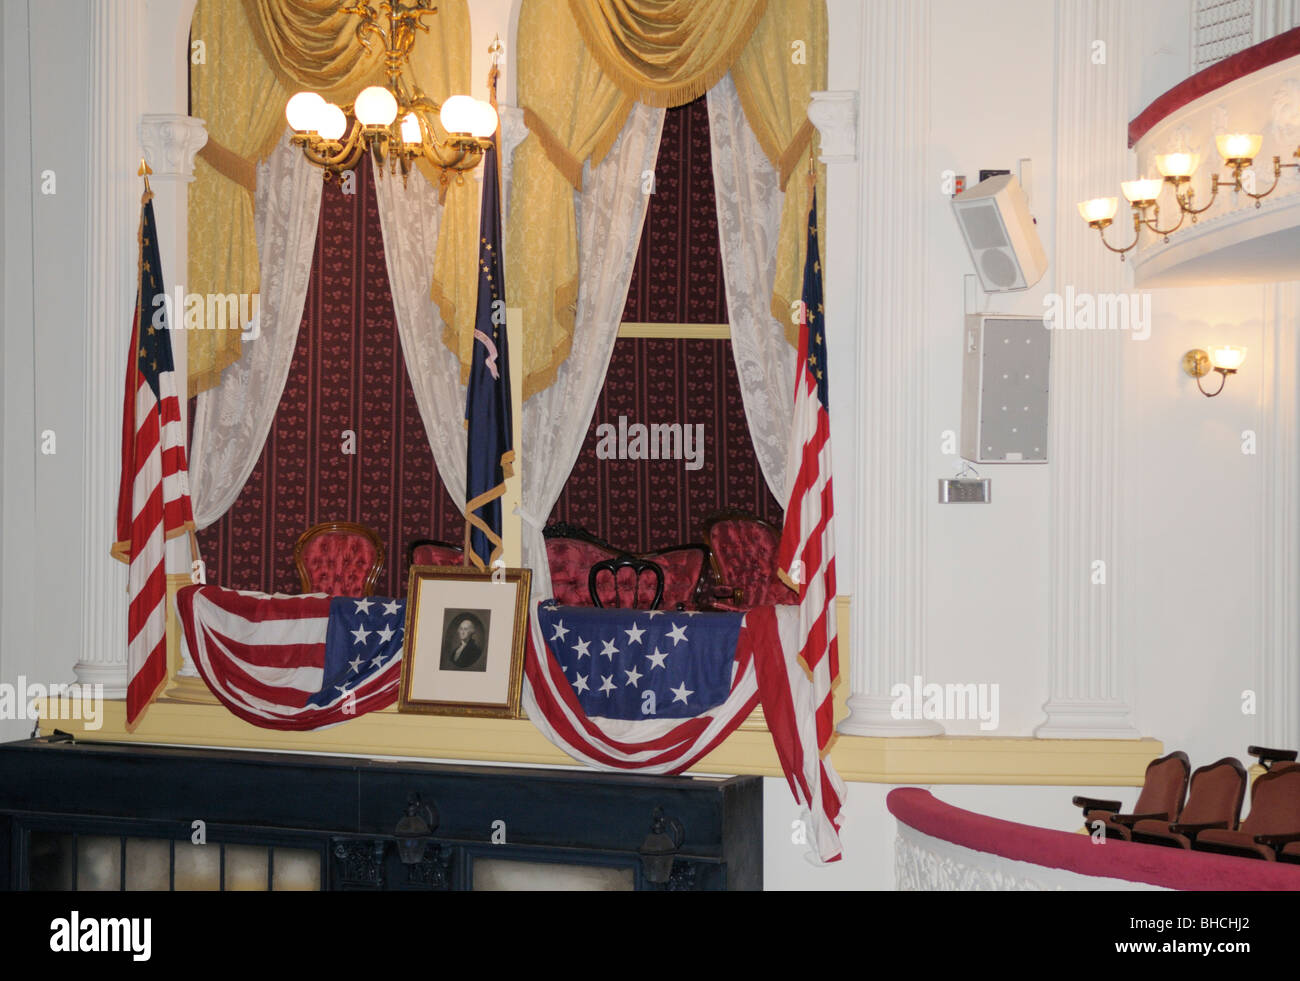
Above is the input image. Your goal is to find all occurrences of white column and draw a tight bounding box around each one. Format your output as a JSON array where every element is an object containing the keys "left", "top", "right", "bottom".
[
  {"left": 1035, "top": 0, "right": 1140, "bottom": 738},
  {"left": 1258, "top": 282, "right": 1300, "bottom": 750},
  {"left": 76, "top": 0, "right": 147, "bottom": 696},
  {"left": 835, "top": 0, "right": 942, "bottom": 737}
]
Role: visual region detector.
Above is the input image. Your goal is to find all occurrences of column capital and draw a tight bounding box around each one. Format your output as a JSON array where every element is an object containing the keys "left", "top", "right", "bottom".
[
  {"left": 139, "top": 114, "right": 208, "bottom": 183},
  {"left": 808, "top": 90, "right": 858, "bottom": 163}
]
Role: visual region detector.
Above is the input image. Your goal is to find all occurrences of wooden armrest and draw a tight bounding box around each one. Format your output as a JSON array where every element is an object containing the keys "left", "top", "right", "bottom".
[
  {"left": 1169, "top": 821, "right": 1228, "bottom": 837},
  {"left": 1247, "top": 745, "right": 1299, "bottom": 768},
  {"left": 1254, "top": 832, "right": 1300, "bottom": 847},
  {"left": 1109, "top": 811, "right": 1169, "bottom": 827},
  {"left": 1072, "top": 795, "right": 1122, "bottom": 814}
]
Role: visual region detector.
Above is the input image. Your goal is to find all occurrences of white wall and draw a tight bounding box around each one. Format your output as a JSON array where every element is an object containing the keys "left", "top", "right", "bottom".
[{"left": 1, "top": 0, "right": 92, "bottom": 742}]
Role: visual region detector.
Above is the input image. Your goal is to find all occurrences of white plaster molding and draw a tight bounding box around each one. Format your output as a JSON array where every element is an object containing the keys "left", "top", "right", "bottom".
[
  {"left": 808, "top": 90, "right": 858, "bottom": 163},
  {"left": 837, "top": 0, "right": 941, "bottom": 737},
  {"left": 1036, "top": 0, "right": 1140, "bottom": 740},
  {"left": 894, "top": 824, "right": 1165, "bottom": 891},
  {"left": 139, "top": 114, "right": 208, "bottom": 183},
  {"left": 78, "top": 0, "right": 147, "bottom": 696},
  {"left": 1258, "top": 282, "right": 1300, "bottom": 750}
]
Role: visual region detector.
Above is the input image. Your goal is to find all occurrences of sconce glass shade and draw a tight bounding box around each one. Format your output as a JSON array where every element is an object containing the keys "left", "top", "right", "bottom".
[
  {"left": 1155, "top": 152, "right": 1200, "bottom": 178},
  {"left": 1209, "top": 345, "right": 1247, "bottom": 371},
  {"left": 469, "top": 100, "right": 499, "bottom": 139},
  {"left": 355, "top": 85, "right": 399, "bottom": 127},
  {"left": 1215, "top": 133, "right": 1263, "bottom": 162},
  {"left": 400, "top": 113, "right": 422, "bottom": 146},
  {"left": 286, "top": 91, "right": 327, "bottom": 132},
  {"left": 1077, "top": 197, "right": 1119, "bottom": 223},
  {"left": 1121, "top": 178, "right": 1163, "bottom": 204},
  {"left": 317, "top": 103, "right": 348, "bottom": 141},
  {"left": 439, "top": 95, "right": 478, "bottom": 135}
]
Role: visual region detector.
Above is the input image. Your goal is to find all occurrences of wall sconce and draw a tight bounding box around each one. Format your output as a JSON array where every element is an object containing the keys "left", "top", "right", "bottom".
[
  {"left": 1182, "top": 345, "right": 1247, "bottom": 397},
  {"left": 1081, "top": 130, "right": 1300, "bottom": 259},
  {"left": 394, "top": 793, "right": 439, "bottom": 864},
  {"left": 638, "top": 806, "right": 684, "bottom": 885}
]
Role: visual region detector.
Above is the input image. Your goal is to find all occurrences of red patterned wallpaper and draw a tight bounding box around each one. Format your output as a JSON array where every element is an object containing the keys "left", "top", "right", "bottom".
[
  {"left": 547, "top": 338, "right": 784, "bottom": 553},
  {"left": 195, "top": 162, "right": 463, "bottom": 597},
  {"left": 622, "top": 96, "right": 729, "bottom": 325}
]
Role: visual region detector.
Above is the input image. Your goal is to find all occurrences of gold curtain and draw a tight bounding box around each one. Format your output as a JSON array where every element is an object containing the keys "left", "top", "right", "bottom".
[
  {"left": 509, "top": 0, "right": 633, "bottom": 399},
  {"left": 565, "top": 0, "right": 768, "bottom": 107},
  {"left": 732, "top": 0, "right": 827, "bottom": 342},
  {"left": 511, "top": 0, "right": 826, "bottom": 398},
  {"left": 188, "top": 0, "right": 474, "bottom": 395}
]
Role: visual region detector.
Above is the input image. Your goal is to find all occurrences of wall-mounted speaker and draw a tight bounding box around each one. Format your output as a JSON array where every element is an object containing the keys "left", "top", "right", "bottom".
[
  {"left": 961, "top": 314, "right": 1050, "bottom": 464},
  {"left": 951, "top": 175, "right": 1047, "bottom": 292}
]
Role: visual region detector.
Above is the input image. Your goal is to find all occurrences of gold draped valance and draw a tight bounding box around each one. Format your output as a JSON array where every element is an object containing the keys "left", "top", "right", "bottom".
[
  {"left": 512, "top": 0, "right": 827, "bottom": 394},
  {"left": 188, "top": 0, "right": 475, "bottom": 396},
  {"left": 565, "top": 0, "right": 769, "bottom": 108}
]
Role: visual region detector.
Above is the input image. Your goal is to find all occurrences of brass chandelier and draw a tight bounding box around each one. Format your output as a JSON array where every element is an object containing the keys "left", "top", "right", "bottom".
[
  {"left": 1079, "top": 131, "right": 1300, "bottom": 259},
  {"left": 284, "top": 1, "right": 497, "bottom": 182}
]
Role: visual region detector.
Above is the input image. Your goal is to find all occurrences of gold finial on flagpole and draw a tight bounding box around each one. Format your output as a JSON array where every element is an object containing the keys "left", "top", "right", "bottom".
[
  {"left": 138, "top": 158, "right": 153, "bottom": 202},
  {"left": 487, "top": 34, "right": 503, "bottom": 111}
]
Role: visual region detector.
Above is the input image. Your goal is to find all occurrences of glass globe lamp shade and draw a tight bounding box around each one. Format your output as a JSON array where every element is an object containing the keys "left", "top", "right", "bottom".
[
  {"left": 400, "top": 113, "right": 423, "bottom": 146},
  {"left": 286, "top": 91, "right": 327, "bottom": 133},
  {"left": 1077, "top": 197, "right": 1118, "bottom": 223},
  {"left": 1215, "top": 133, "right": 1263, "bottom": 163},
  {"left": 355, "top": 85, "right": 399, "bottom": 127},
  {"left": 469, "top": 100, "right": 499, "bottom": 139},
  {"left": 318, "top": 103, "right": 347, "bottom": 142},
  {"left": 440, "top": 95, "right": 478, "bottom": 135}
]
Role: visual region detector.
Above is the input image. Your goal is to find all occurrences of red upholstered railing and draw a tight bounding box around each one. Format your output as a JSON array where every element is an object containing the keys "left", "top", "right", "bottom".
[
  {"left": 1129, "top": 26, "right": 1300, "bottom": 147},
  {"left": 887, "top": 787, "right": 1300, "bottom": 891}
]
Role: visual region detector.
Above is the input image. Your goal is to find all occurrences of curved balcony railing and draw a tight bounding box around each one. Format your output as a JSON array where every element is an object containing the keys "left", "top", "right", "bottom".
[{"left": 888, "top": 788, "right": 1300, "bottom": 891}]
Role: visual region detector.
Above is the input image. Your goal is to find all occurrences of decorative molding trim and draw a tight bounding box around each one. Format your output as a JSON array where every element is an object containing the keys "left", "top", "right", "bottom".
[
  {"left": 808, "top": 90, "right": 858, "bottom": 163},
  {"left": 139, "top": 114, "right": 208, "bottom": 183},
  {"left": 894, "top": 823, "right": 1166, "bottom": 891},
  {"left": 1037, "top": 0, "right": 1140, "bottom": 740},
  {"left": 1258, "top": 281, "right": 1300, "bottom": 749},
  {"left": 77, "top": 0, "right": 146, "bottom": 696},
  {"left": 838, "top": 0, "right": 941, "bottom": 737},
  {"left": 499, "top": 104, "right": 527, "bottom": 219}
]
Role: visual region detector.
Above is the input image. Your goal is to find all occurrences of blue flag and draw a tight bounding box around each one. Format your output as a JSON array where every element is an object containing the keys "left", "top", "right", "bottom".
[{"left": 465, "top": 143, "right": 513, "bottom": 569}]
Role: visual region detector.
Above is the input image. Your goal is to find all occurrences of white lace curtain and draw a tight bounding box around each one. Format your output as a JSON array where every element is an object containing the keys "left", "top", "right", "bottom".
[
  {"left": 372, "top": 160, "right": 469, "bottom": 508},
  {"left": 518, "top": 101, "right": 666, "bottom": 601},
  {"left": 708, "top": 72, "right": 796, "bottom": 504},
  {"left": 190, "top": 130, "right": 322, "bottom": 529}
]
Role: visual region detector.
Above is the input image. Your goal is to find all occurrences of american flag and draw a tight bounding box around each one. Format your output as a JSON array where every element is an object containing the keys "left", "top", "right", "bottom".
[
  {"left": 537, "top": 605, "right": 744, "bottom": 719},
  {"left": 111, "top": 192, "right": 195, "bottom": 727},
  {"left": 175, "top": 585, "right": 403, "bottom": 729},
  {"left": 771, "top": 189, "right": 847, "bottom": 861}
]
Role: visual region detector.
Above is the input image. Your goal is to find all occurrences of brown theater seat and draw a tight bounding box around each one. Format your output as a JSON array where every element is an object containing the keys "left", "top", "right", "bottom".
[
  {"left": 1073, "top": 751, "right": 1190, "bottom": 841},
  {"left": 1193, "top": 765, "right": 1300, "bottom": 861},
  {"left": 1129, "top": 757, "right": 1247, "bottom": 850},
  {"left": 1247, "top": 745, "right": 1299, "bottom": 772}
]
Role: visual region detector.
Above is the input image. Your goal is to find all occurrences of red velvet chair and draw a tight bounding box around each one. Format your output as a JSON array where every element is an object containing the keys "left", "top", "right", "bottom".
[
  {"left": 294, "top": 521, "right": 385, "bottom": 597},
  {"left": 1073, "top": 751, "right": 1190, "bottom": 841},
  {"left": 702, "top": 511, "right": 797, "bottom": 611},
  {"left": 639, "top": 544, "right": 712, "bottom": 612},
  {"left": 408, "top": 539, "right": 465, "bottom": 568},
  {"left": 543, "top": 523, "right": 622, "bottom": 607},
  {"left": 589, "top": 556, "right": 665, "bottom": 610}
]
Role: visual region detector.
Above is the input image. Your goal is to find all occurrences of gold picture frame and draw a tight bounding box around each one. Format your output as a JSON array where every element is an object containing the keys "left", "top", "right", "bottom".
[{"left": 398, "top": 565, "right": 532, "bottom": 719}]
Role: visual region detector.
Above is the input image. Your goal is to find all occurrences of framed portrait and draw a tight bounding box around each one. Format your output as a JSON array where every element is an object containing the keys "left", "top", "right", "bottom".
[{"left": 399, "top": 566, "right": 532, "bottom": 719}]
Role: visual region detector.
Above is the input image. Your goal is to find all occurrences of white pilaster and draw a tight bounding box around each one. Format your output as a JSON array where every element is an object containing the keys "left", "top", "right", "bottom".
[
  {"left": 1258, "top": 282, "right": 1300, "bottom": 750},
  {"left": 1035, "top": 0, "right": 1140, "bottom": 738},
  {"left": 836, "top": 0, "right": 941, "bottom": 737},
  {"left": 77, "top": 0, "right": 147, "bottom": 696}
]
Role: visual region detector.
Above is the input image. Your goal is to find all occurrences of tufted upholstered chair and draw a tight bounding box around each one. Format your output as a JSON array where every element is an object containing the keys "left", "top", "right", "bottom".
[
  {"left": 408, "top": 539, "right": 465, "bottom": 568},
  {"left": 702, "top": 511, "right": 797, "bottom": 611},
  {"left": 294, "top": 521, "right": 385, "bottom": 597}
]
